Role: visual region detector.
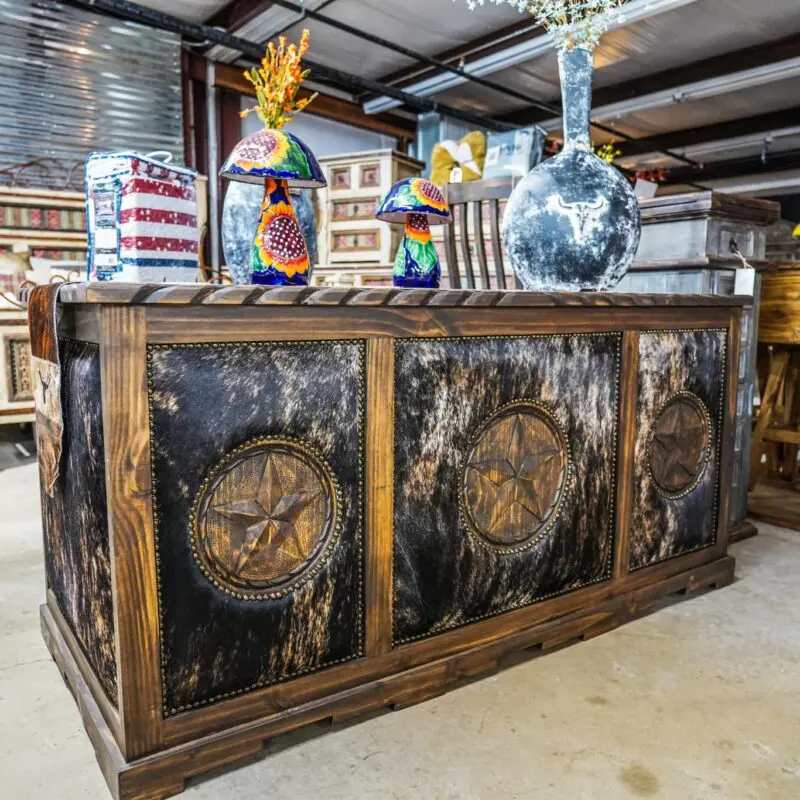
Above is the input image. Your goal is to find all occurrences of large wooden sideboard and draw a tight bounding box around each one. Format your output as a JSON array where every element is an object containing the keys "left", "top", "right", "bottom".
[{"left": 34, "top": 284, "right": 742, "bottom": 799}]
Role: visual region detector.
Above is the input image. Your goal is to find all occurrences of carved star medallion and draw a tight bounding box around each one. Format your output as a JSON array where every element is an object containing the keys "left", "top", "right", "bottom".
[
  {"left": 212, "top": 454, "right": 318, "bottom": 575},
  {"left": 463, "top": 404, "right": 568, "bottom": 548},
  {"left": 193, "top": 439, "right": 339, "bottom": 596},
  {"left": 650, "top": 394, "right": 710, "bottom": 496}
]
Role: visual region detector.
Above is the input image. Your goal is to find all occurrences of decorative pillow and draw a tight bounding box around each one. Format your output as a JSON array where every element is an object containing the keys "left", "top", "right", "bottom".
[{"left": 430, "top": 131, "right": 486, "bottom": 185}]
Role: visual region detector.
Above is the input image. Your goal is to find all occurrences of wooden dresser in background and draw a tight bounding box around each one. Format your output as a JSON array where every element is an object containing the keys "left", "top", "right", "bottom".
[
  {"left": 0, "top": 185, "right": 88, "bottom": 425},
  {"left": 315, "top": 149, "right": 424, "bottom": 269}
]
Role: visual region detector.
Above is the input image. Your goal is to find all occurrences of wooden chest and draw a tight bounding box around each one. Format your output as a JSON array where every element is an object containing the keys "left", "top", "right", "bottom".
[{"left": 33, "top": 283, "right": 743, "bottom": 799}]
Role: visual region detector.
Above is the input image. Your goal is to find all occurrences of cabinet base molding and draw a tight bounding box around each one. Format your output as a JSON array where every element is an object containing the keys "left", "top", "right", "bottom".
[{"left": 41, "top": 554, "right": 735, "bottom": 800}]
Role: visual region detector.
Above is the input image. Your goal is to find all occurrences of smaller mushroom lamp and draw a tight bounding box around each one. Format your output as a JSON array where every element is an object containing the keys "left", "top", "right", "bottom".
[
  {"left": 376, "top": 178, "right": 452, "bottom": 288},
  {"left": 220, "top": 129, "right": 326, "bottom": 285}
]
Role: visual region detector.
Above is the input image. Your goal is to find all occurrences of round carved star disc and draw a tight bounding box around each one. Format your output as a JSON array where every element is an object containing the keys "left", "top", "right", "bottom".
[
  {"left": 192, "top": 438, "right": 339, "bottom": 598},
  {"left": 462, "top": 403, "right": 569, "bottom": 550},
  {"left": 649, "top": 393, "right": 711, "bottom": 497}
]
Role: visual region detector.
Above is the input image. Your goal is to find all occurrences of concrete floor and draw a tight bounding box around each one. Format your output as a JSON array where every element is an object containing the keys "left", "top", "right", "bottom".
[{"left": 1, "top": 462, "right": 799, "bottom": 800}]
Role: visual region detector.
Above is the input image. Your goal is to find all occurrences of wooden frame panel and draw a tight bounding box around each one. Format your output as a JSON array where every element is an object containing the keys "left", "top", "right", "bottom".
[
  {"left": 365, "top": 339, "right": 394, "bottom": 656},
  {"left": 144, "top": 306, "right": 735, "bottom": 344},
  {"left": 614, "top": 330, "right": 639, "bottom": 578},
  {"left": 100, "top": 306, "right": 164, "bottom": 759},
  {"left": 715, "top": 309, "right": 743, "bottom": 555}
]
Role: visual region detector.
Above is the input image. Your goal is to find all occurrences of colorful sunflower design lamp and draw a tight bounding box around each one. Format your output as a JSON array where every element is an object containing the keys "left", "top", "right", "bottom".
[
  {"left": 376, "top": 178, "right": 451, "bottom": 288},
  {"left": 219, "top": 29, "right": 325, "bottom": 285}
]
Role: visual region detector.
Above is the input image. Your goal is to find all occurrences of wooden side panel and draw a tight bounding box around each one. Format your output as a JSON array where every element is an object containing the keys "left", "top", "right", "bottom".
[
  {"left": 42, "top": 339, "right": 117, "bottom": 704},
  {"left": 629, "top": 329, "right": 728, "bottom": 571},
  {"left": 100, "top": 306, "right": 164, "bottom": 759}
]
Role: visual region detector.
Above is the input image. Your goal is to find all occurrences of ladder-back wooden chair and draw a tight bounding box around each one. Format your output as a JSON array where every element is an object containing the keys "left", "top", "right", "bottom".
[{"left": 442, "top": 177, "right": 521, "bottom": 290}]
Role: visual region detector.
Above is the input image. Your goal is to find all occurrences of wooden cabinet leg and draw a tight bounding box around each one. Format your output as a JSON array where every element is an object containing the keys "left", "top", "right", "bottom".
[{"left": 750, "top": 350, "right": 789, "bottom": 491}]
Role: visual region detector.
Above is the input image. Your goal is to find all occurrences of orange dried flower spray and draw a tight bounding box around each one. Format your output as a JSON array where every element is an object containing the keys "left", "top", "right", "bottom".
[{"left": 240, "top": 28, "right": 317, "bottom": 130}]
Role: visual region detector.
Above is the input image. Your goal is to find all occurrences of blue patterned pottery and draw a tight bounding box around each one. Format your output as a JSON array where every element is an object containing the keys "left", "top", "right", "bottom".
[
  {"left": 220, "top": 129, "right": 325, "bottom": 285},
  {"left": 376, "top": 178, "right": 451, "bottom": 288},
  {"left": 222, "top": 183, "right": 317, "bottom": 285}
]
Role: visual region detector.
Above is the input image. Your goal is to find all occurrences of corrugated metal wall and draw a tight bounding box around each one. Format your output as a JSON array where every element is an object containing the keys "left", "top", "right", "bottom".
[{"left": 0, "top": 0, "right": 184, "bottom": 189}]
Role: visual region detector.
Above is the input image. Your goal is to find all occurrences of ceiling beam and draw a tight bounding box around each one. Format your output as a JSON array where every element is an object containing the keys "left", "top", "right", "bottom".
[
  {"left": 501, "top": 33, "right": 800, "bottom": 127},
  {"left": 363, "top": 0, "right": 700, "bottom": 115},
  {"left": 594, "top": 33, "right": 800, "bottom": 110},
  {"left": 661, "top": 149, "right": 800, "bottom": 184},
  {"left": 367, "top": 17, "right": 543, "bottom": 99},
  {"left": 615, "top": 108, "right": 800, "bottom": 158},
  {"left": 186, "top": 56, "right": 417, "bottom": 140},
  {"left": 67, "top": 0, "right": 513, "bottom": 131},
  {"left": 204, "top": 0, "right": 274, "bottom": 30}
]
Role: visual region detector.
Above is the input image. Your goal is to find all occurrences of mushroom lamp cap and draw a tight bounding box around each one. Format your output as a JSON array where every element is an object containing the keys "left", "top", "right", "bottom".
[
  {"left": 376, "top": 178, "right": 451, "bottom": 224},
  {"left": 220, "top": 129, "right": 326, "bottom": 189}
]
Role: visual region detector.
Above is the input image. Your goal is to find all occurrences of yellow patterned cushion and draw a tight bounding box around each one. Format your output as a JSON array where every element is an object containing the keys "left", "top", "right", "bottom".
[{"left": 430, "top": 131, "right": 486, "bottom": 185}]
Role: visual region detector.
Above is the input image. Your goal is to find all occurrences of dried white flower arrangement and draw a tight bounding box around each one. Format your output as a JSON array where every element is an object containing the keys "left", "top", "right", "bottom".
[{"left": 458, "top": 0, "right": 629, "bottom": 50}]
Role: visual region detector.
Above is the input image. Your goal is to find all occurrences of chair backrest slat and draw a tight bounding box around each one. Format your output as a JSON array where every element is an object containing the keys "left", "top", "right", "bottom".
[
  {"left": 473, "top": 200, "right": 491, "bottom": 289},
  {"left": 458, "top": 203, "right": 476, "bottom": 289},
  {"left": 488, "top": 198, "right": 506, "bottom": 290},
  {"left": 443, "top": 218, "right": 461, "bottom": 289}
]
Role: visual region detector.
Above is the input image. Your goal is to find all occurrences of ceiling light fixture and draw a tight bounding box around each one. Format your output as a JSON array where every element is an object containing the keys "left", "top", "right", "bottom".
[
  {"left": 618, "top": 126, "right": 800, "bottom": 169},
  {"left": 541, "top": 57, "right": 800, "bottom": 132}
]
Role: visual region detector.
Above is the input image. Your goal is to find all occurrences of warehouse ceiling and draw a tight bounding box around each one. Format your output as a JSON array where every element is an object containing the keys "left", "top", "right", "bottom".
[{"left": 115, "top": 0, "right": 800, "bottom": 192}]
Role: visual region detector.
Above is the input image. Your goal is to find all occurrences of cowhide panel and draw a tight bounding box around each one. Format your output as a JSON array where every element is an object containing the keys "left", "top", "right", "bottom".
[
  {"left": 42, "top": 339, "right": 117, "bottom": 705},
  {"left": 393, "top": 334, "right": 621, "bottom": 644},
  {"left": 148, "top": 340, "right": 365, "bottom": 715},
  {"left": 629, "top": 329, "right": 727, "bottom": 571}
]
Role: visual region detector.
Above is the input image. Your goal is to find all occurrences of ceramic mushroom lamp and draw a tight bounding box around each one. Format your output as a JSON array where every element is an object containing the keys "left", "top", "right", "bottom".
[
  {"left": 220, "top": 129, "right": 326, "bottom": 285},
  {"left": 376, "top": 178, "right": 451, "bottom": 288}
]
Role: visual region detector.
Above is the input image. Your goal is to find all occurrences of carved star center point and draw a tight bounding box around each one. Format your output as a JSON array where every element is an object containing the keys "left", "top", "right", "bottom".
[
  {"left": 212, "top": 454, "right": 318, "bottom": 574},
  {"left": 465, "top": 408, "right": 567, "bottom": 546}
]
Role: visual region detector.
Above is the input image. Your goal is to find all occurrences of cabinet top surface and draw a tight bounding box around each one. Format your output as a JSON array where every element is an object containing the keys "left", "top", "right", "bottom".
[{"left": 55, "top": 282, "right": 748, "bottom": 309}]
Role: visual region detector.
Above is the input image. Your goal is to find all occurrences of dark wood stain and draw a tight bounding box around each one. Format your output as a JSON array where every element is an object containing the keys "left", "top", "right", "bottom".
[
  {"left": 57, "top": 282, "right": 748, "bottom": 308},
  {"left": 31, "top": 288, "right": 743, "bottom": 799}
]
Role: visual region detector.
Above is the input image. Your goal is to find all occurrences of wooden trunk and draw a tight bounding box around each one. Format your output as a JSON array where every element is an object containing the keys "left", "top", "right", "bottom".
[{"left": 34, "top": 283, "right": 743, "bottom": 800}]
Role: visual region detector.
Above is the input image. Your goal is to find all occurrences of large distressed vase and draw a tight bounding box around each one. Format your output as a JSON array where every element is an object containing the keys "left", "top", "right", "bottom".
[{"left": 502, "top": 47, "right": 641, "bottom": 291}]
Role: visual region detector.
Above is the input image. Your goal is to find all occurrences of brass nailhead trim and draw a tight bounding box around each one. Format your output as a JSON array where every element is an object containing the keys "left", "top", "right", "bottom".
[
  {"left": 459, "top": 399, "right": 574, "bottom": 556},
  {"left": 630, "top": 328, "right": 728, "bottom": 571},
  {"left": 189, "top": 436, "right": 343, "bottom": 600},
  {"left": 647, "top": 392, "right": 713, "bottom": 501},
  {"left": 391, "top": 332, "right": 623, "bottom": 646},
  {"left": 146, "top": 339, "right": 366, "bottom": 717}
]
